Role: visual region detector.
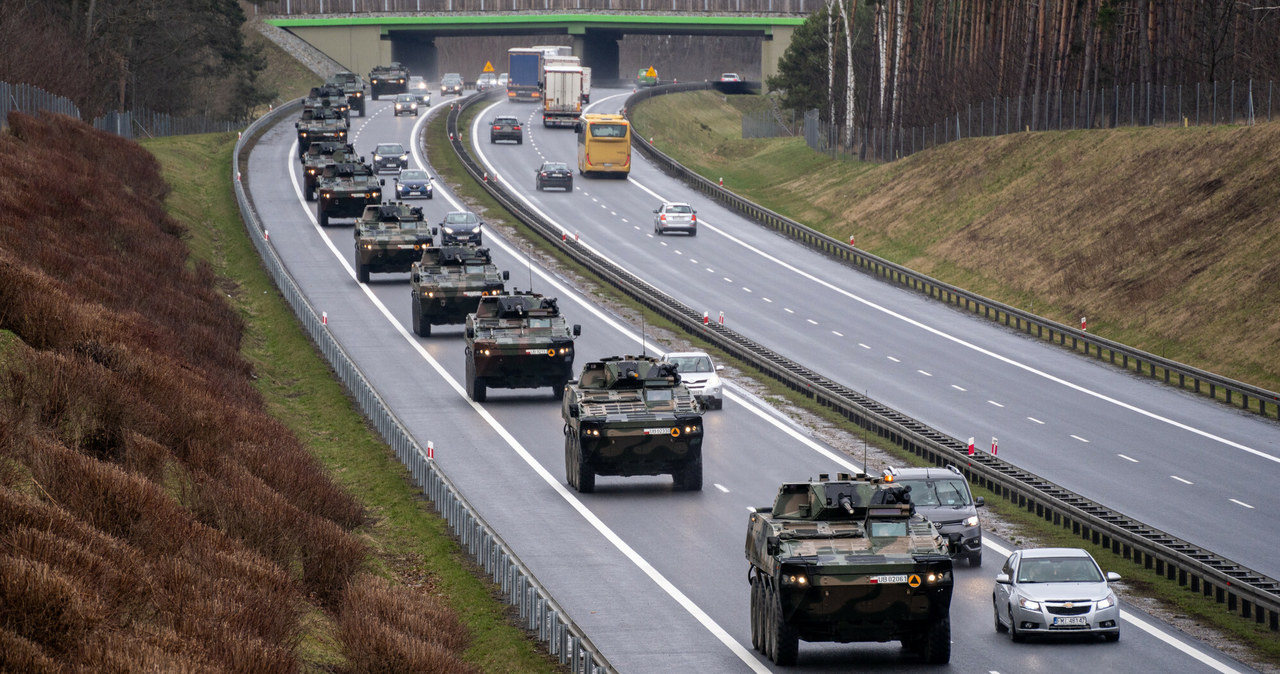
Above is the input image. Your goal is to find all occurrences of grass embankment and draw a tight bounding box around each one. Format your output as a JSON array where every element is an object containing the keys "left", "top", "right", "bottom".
[
  {"left": 631, "top": 91, "right": 1280, "bottom": 395},
  {"left": 140, "top": 129, "right": 560, "bottom": 671},
  {"left": 629, "top": 91, "right": 1280, "bottom": 666}
]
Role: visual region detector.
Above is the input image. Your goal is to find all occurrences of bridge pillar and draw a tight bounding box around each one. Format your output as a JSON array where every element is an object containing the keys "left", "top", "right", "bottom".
[
  {"left": 578, "top": 30, "right": 622, "bottom": 84},
  {"left": 390, "top": 32, "right": 438, "bottom": 81},
  {"left": 761, "top": 24, "right": 796, "bottom": 83}
]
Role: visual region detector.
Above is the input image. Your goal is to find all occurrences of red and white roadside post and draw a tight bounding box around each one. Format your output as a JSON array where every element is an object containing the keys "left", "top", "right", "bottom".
[
  {"left": 1081, "top": 316, "right": 1087, "bottom": 332},
  {"left": 967, "top": 437, "right": 975, "bottom": 456},
  {"left": 990, "top": 437, "right": 998, "bottom": 456},
  {"left": 427, "top": 440, "right": 434, "bottom": 460},
  {"left": 718, "top": 311, "right": 724, "bottom": 326},
  {"left": 321, "top": 311, "right": 328, "bottom": 326}
]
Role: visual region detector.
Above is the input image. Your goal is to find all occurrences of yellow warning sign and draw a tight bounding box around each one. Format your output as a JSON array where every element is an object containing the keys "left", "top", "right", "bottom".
[
  {"left": 907, "top": 574, "right": 922, "bottom": 588},
  {"left": 483, "top": 60, "right": 495, "bottom": 73},
  {"left": 644, "top": 66, "right": 657, "bottom": 77}
]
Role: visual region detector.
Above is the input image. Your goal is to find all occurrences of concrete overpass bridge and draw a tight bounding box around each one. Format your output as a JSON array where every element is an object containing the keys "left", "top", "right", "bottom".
[{"left": 263, "top": 12, "right": 808, "bottom": 83}]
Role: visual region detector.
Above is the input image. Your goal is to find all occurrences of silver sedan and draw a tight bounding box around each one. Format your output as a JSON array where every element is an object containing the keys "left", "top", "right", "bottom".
[
  {"left": 653, "top": 202, "right": 697, "bottom": 236},
  {"left": 993, "top": 547, "right": 1121, "bottom": 642}
]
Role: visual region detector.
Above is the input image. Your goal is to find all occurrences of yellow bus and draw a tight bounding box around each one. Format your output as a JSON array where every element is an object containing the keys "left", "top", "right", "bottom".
[{"left": 576, "top": 113, "right": 631, "bottom": 177}]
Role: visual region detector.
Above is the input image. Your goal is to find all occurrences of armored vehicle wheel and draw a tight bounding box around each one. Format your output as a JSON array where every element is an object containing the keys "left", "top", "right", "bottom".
[
  {"left": 993, "top": 599, "right": 1008, "bottom": 633},
  {"left": 465, "top": 354, "right": 487, "bottom": 402},
  {"left": 767, "top": 580, "right": 798, "bottom": 665},
  {"left": 552, "top": 379, "right": 567, "bottom": 400},
  {"left": 318, "top": 210, "right": 329, "bottom": 227},
  {"left": 968, "top": 548, "right": 982, "bottom": 567},
  {"left": 413, "top": 308, "right": 431, "bottom": 337},
  {"left": 566, "top": 434, "right": 594, "bottom": 493},
  {"left": 750, "top": 575, "right": 764, "bottom": 652},
  {"left": 357, "top": 264, "right": 370, "bottom": 284},
  {"left": 674, "top": 454, "right": 702, "bottom": 491},
  {"left": 920, "top": 615, "right": 951, "bottom": 664}
]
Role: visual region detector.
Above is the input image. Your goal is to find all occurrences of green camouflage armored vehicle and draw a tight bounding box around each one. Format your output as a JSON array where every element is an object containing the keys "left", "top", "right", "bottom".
[
  {"left": 300, "top": 142, "right": 356, "bottom": 201},
  {"left": 369, "top": 62, "right": 409, "bottom": 100},
  {"left": 352, "top": 202, "right": 432, "bottom": 283},
  {"left": 303, "top": 83, "right": 350, "bottom": 118},
  {"left": 409, "top": 245, "right": 508, "bottom": 337},
  {"left": 316, "top": 162, "right": 383, "bottom": 227},
  {"left": 745, "top": 473, "right": 955, "bottom": 665},
  {"left": 326, "top": 70, "right": 366, "bottom": 116},
  {"left": 463, "top": 292, "right": 580, "bottom": 402},
  {"left": 295, "top": 104, "right": 348, "bottom": 157},
  {"left": 561, "top": 355, "right": 704, "bottom": 493}
]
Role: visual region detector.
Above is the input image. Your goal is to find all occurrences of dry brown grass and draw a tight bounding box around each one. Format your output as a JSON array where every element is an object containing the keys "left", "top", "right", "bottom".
[
  {"left": 0, "top": 112, "right": 474, "bottom": 671},
  {"left": 338, "top": 575, "right": 478, "bottom": 674}
]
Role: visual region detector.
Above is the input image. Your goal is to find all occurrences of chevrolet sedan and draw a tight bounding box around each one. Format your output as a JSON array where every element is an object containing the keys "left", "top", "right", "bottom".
[{"left": 993, "top": 547, "right": 1121, "bottom": 642}]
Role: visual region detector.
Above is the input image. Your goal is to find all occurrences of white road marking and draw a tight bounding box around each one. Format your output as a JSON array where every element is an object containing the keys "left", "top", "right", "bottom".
[
  {"left": 784, "top": 308, "right": 794, "bottom": 314},
  {"left": 722, "top": 277, "right": 732, "bottom": 282},
  {"left": 1027, "top": 416, "right": 1043, "bottom": 424},
  {"left": 859, "top": 343, "right": 871, "bottom": 349},
  {"left": 714, "top": 484, "right": 730, "bottom": 493},
  {"left": 742, "top": 287, "right": 751, "bottom": 293},
  {"left": 762, "top": 297, "right": 772, "bottom": 303},
  {"left": 988, "top": 400, "right": 1004, "bottom": 407},
  {"left": 1071, "top": 434, "right": 1090, "bottom": 443},
  {"left": 806, "top": 319, "right": 818, "bottom": 325},
  {"left": 1118, "top": 454, "right": 1139, "bottom": 463},
  {"left": 832, "top": 331, "right": 844, "bottom": 337},
  {"left": 1230, "top": 499, "right": 1254, "bottom": 509},
  {"left": 952, "top": 385, "right": 967, "bottom": 391},
  {"left": 887, "top": 356, "right": 901, "bottom": 363},
  {"left": 1171, "top": 476, "right": 1193, "bottom": 485},
  {"left": 918, "top": 370, "right": 932, "bottom": 377}
]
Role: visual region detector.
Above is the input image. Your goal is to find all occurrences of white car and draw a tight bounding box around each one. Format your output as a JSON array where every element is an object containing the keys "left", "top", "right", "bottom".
[
  {"left": 663, "top": 351, "right": 724, "bottom": 409},
  {"left": 994, "top": 547, "right": 1121, "bottom": 642},
  {"left": 719, "top": 73, "right": 742, "bottom": 82},
  {"left": 653, "top": 201, "right": 697, "bottom": 236}
]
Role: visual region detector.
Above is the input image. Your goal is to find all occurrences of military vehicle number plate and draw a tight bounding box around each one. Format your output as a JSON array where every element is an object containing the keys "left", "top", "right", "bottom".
[
  {"left": 1052, "top": 617, "right": 1086, "bottom": 626},
  {"left": 643, "top": 427, "right": 671, "bottom": 435},
  {"left": 870, "top": 574, "right": 908, "bottom": 584}
]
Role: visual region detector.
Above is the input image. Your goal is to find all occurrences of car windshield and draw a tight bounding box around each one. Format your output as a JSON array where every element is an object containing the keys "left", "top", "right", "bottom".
[
  {"left": 589, "top": 123, "right": 627, "bottom": 138},
  {"left": 895, "top": 478, "right": 972, "bottom": 507},
  {"left": 665, "top": 204, "right": 692, "bottom": 214},
  {"left": 399, "top": 170, "right": 428, "bottom": 181},
  {"left": 668, "top": 355, "right": 712, "bottom": 373},
  {"left": 376, "top": 144, "right": 405, "bottom": 154},
  {"left": 495, "top": 118, "right": 517, "bottom": 125},
  {"left": 445, "top": 212, "right": 478, "bottom": 225},
  {"left": 1017, "top": 557, "right": 1103, "bottom": 583},
  {"left": 542, "top": 163, "right": 567, "bottom": 171},
  {"left": 443, "top": 74, "right": 462, "bottom": 83},
  {"left": 396, "top": 94, "right": 415, "bottom": 101}
]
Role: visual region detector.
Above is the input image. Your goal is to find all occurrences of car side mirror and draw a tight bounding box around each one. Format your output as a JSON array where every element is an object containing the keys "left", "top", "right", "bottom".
[
  {"left": 1106, "top": 572, "right": 1122, "bottom": 582},
  {"left": 693, "top": 209, "right": 698, "bottom": 214},
  {"left": 652, "top": 209, "right": 659, "bottom": 213},
  {"left": 379, "top": 179, "right": 385, "bottom": 186},
  {"left": 501, "top": 271, "right": 510, "bottom": 280},
  {"left": 572, "top": 324, "right": 581, "bottom": 336},
  {"left": 995, "top": 573, "right": 1011, "bottom": 585},
  {"left": 432, "top": 226, "right": 438, "bottom": 235},
  {"left": 294, "top": 122, "right": 300, "bottom": 128},
  {"left": 465, "top": 327, "right": 475, "bottom": 339}
]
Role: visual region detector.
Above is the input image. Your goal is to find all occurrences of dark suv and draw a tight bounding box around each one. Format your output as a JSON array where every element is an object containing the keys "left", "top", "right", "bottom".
[
  {"left": 371, "top": 143, "right": 409, "bottom": 173},
  {"left": 883, "top": 465, "right": 985, "bottom": 566},
  {"left": 489, "top": 116, "right": 523, "bottom": 144}
]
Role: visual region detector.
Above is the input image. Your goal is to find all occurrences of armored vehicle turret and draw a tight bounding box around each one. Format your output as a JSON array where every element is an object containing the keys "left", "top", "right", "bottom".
[
  {"left": 463, "top": 292, "right": 580, "bottom": 402},
  {"left": 352, "top": 203, "right": 431, "bottom": 283},
  {"left": 294, "top": 105, "right": 348, "bottom": 156},
  {"left": 300, "top": 142, "right": 356, "bottom": 201},
  {"left": 303, "top": 83, "right": 350, "bottom": 118},
  {"left": 369, "top": 62, "right": 409, "bottom": 100},
  {"left": 316, "top": 162, "right": 382, "bottom": 227},
  {"left": 326, "top": 70, "right": 367, "bottom": 116},
  {"left": 409, "top": 245, "right": 508, "bottom": 337},
  {"left": 745, "top": 473, "right": 955, "bottom": 665},
  {"left": 561, "top": 355, "right": 705, "bottom": 493}
]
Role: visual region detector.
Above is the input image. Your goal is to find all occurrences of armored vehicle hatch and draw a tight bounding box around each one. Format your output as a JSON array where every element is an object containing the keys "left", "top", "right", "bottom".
[
  {"left": 316, "top": 162, "right": 382, "bottom": 227},
  {"left": 353, "top": 203, "right": 431, "bottom": 283},
  {"left": 410, "top": 245, "right": 508, "bottom": 337},
  {"left": 463, "top": 291, "right": 580, "bottom": 402}
]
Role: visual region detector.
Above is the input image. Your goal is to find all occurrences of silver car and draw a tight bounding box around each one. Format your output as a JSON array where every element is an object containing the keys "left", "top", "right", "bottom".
[
  {"left": 662, "top": 351, "right": 724, "bottom": 409},
  {"left": 993, "top": 547, "right": 1121, "bottom": 642},
  {"left": 653, "top": 201, "right": 697, "bottom": 236}
]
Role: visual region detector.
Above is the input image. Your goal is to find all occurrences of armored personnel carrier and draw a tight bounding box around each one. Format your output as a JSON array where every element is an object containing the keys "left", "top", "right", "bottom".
[
  {"left": 463, "top": 292, "right": 580, "bottom": 402},
  {"left": 316, "top": 162, "right": 382, "bottom": 227},
  {"left": 300, "top": 142, "right": 356, "bottom": 201},
  {"left": 561, "top": 355, "right": 705, "bottom": 493},
  {"left": 409, "top": 245, "right": 508, "bottom": 337},
  {"left": 745, "top": 473, "right": 955, "bottom": 665},
  {"left": 295, "top": 104, "right": 348, "bottom": 157},
  {"left": 302, "top": 83, "right": 350, "bottom": 118},
  {"left": 352, "top": 203, "right": 432, "bottom": 283},
  {"left": 326, "top": 71, "right": 366, "bottom": 116},
  {"left": 369, "top": 62, "right": 409, "bottom": 100}
]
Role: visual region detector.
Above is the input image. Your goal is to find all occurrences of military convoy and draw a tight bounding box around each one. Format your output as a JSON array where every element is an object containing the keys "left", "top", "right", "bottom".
[
  {"left": 300, "top": 142, "right": 356, "bottom": 201},
  {"left": 316, "top": 162, "right": 383, "bottom": 227},
  {"left": 745, "top": 473, "right": 955, "bottom": 665},
  {"left": 369, "top": 62, "right": 409, "bottom": 100},
  {"left": 463, "top": 292, "right": 580, "bottom": 402},
  {"left": 295, "top": 105, "right": 348, "bottom": 156},
  {"left": 352, "top": 203, "right": 432, "bottom": 283},
  {"left": 410, "top": 245, "right": 508, "bottom": 337},
  {"left": 560, "top": 355, "right": 705, "bottom": 493},
  {"left": 326, "top": 71, "right": 367, "bottom": 116}
]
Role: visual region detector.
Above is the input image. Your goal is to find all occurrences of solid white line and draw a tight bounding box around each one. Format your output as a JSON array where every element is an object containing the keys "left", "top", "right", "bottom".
[
  {"left": 1171, "top": 476, "right": 1193, "bottom": 485},
  {"left": 1071, "top": 434, "right": 1090, "bottom": 443},
  {"left": 714, "top": 484, "right": 730, "bottom": 493},
  {"left": 1229, "top": 499, "right": 1254, "bottom": 509},
  {"left": 619, "top": 176, "right": 1278, "bottom": 468},
  {"left": 1118, "top": 454, "right": 1139, "bottom": 463}
]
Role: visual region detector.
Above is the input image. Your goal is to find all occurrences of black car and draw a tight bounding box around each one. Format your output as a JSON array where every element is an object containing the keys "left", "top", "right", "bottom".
[
  {"left": 440, "top": 73, "right": 464, "bottom": 96},
  {"left": 392, "top": 93, "right": 420, "bottom": 116},
  {"left": 535, "top": 161, "right": 573, "bottom": 191},
  {"left": 438, "top": 210, "right": 483, "bottom": 245},
  {"left": 490, "top": 116, "right": 522, "bottom": 144},
  {"left": 371, "top": 143, "right": 409, "bottom": 173},
  {"left": 395, "top": 168, "right": 433, "bottom": 199}
]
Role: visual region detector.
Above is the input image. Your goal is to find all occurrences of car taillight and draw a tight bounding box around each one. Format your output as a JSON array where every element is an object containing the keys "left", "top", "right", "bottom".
[
  {"left": 493, "top": 126, "right": 501, "bottom": 130},
  {"left": 659, "top": 214, "right": 666, "bottom": 221},
  {"left": 691, "top": 215, "right": 697, "bottom": 222},
  {"left": 513, "top": 125, "right": 521, "bottom": 130}
]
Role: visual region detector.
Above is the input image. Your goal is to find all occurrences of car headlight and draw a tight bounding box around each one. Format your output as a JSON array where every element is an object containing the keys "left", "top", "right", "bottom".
[
  {"left": 443, "top": 227, "right": 454, "bottom": 234},
  {"left": 1097, "top": 593, "right": 1116, "bottom": 610},
  {"left": 399, "top": 154, "right": 408, "bottom": 160},
  {"left": 1018, "top": 596, "right": 1041, "bottom": 610},
  {"left": 963, "top": 515, "right": 980, "bottom": 527},
  {"left": 373, "top": 155, "right": 382, "bottom": 160}
]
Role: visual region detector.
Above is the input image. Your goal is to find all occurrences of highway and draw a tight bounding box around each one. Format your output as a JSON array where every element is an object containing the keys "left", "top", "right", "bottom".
[{"left": 242, "top": 89, "right": 1260, "bottom": 672}]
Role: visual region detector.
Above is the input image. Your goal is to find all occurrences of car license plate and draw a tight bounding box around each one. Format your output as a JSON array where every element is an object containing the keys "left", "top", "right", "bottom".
[
  {"left": 1052, "top": 617, "right": 1087, "bottom": 626},
  {"left": 644, "top": 427, "right": 672, "bottom": 435},
  {"left": 871, "top": 575, "right": 908, "bottom": 584}
]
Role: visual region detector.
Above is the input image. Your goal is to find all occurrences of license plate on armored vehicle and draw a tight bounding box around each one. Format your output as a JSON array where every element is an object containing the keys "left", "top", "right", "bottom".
[
  {"left": 870, "top": 575, "right": 908, "bottom": 584},
  {"left": 643, "top": 427, "right": 672, "bottom": 435},
  {"left": 1052, "top": 617, "right": 1087, "bottom": 626}
]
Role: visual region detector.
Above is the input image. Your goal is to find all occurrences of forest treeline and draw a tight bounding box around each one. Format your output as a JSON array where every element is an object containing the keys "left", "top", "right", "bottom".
[
  {"left": 769, "top": 0, "right": 1280, "bottom": 140},
  {"left": 0, "top": 0, "right": 272, "bottom": 120}
]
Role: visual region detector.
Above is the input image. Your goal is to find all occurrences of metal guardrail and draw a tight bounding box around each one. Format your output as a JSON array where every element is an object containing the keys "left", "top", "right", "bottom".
[
  {"left": 623, "top": 83, "right": 1280, "bottom": 422},
  {"left": 447, "top": 87, "right": 1280, "bottom": 631},
  {"left": 233, "top": 99, "right": 612, "bottom": 673}
]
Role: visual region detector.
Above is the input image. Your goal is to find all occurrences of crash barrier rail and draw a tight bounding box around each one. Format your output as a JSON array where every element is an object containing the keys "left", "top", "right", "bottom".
[
  {"left": 254, "top": 0, "right": 810, "bottom": 15},
  {"left": 1, "top": 81, "right": 241, "bottom": 139},
  {"left": 233, "top": 99, "right": 612, "bottom": 674},
  {"left": 448, "top": 88, "right": 1280, "bottom": 631},
  {"left": 625, "top": 82, "right": 1280, "bottom": 422}
]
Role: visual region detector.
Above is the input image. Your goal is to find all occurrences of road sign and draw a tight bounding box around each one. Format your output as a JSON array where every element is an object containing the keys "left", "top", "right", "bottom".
[
  {"left": 483, "top": 61, "right": 495, "bottom": 73},
  {"left": 644, "top": 66, "right": 657, "bottom": 77}
]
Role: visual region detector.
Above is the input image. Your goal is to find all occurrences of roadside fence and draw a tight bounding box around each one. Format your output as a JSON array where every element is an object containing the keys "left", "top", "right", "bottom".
[
  {"left": 2, "top": 80, "right": 242, "bottom": 140},
  {"left": 253, "top": 0, "right": 810, "bottom": 15}
]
